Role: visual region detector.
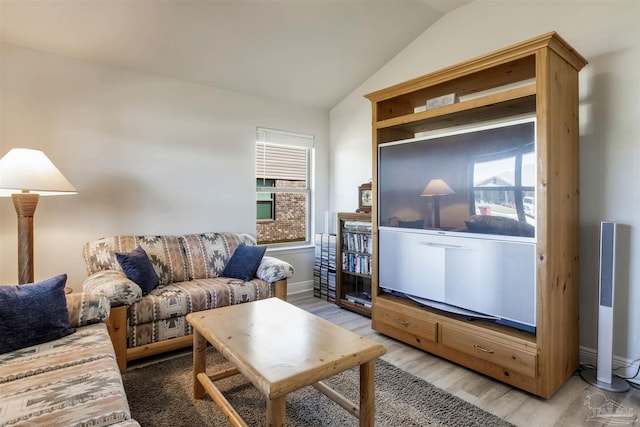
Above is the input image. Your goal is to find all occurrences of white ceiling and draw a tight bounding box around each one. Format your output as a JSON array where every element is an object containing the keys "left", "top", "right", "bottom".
[{"left": 0, "top": 0, "right": 471, "bottom": 109}]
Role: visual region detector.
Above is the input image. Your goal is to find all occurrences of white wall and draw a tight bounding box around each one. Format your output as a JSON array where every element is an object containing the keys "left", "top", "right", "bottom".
[
  {"left": 330, "top": 0, "right": 640, "bottom": 365},
  {"left": 0, "top": 44, "right": 329, "bottom": 293}
]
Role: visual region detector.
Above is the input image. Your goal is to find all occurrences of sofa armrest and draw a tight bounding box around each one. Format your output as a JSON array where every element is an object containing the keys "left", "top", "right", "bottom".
[
  {"left": 66, "top": 292, "right": 111, "bottom": 328},
  {"left": 82, "top": 270, "right": 143, "bottom": 307},
  {"left": 255, "top": 256, "right": 294, "bottom": 283}
]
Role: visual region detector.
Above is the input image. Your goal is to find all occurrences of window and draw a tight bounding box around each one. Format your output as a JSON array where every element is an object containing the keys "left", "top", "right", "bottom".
[
  {"left": 256, "top": 179, "right": 275, "bottom": 220},
  {"left": 471, "top": 144, "right": 535, "bottom": 225},
  {"left": 256, "top": 127, "right": 314, "bottom": 245}
]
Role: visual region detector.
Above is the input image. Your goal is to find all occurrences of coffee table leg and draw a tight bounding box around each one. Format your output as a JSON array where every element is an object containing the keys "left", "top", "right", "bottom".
[
  {"left": 360, "top": 360, "right": 375, "bottom": 427},
  {"left": 193, "top": 329, "right": 207, "bottom": 399},
  {"left": 267, "top": 396, "right": 285, "bottom": 427}
]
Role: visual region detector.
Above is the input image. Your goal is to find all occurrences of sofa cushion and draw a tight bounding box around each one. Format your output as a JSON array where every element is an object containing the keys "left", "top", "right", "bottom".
[
  {"left": 222, "top": 243, "right": 267, "bottom": 281},
  {"left": 181, "top": 232, "right": 257, "bottom": 280},
  {"left": 83, "top": 235, "right": 189, "bottom": 286},
  {"left": 0, "top": 274, "right": 75, "bottom": 354},
  {"left": 116, "top": 246, "right": 159, "bottom": 295},
  {"left": 127, "top": 278, "right": 272, "bottom": 333},
  {"left": 0, "top": 323, "right": 138, "bottom": 426}
]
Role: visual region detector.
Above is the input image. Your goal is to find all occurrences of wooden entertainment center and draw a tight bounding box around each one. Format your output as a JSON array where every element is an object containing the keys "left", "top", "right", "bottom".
[{"left": 364, "top": 32, "right": 587, "bottom": 398}]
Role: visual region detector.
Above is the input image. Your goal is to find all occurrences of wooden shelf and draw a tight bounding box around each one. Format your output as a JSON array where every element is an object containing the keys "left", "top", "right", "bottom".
[
  {"left": 341, "top": 270, "right": 370, "bottom": 279},
  {"left": 336, "top": 212, "right": 372, "bottom": 317},
  {"left": 375, "top": 85, "right": 536, "bottom": 143},
  {"left": 338, "top": 298, "right": 372, "bottom": 317}
]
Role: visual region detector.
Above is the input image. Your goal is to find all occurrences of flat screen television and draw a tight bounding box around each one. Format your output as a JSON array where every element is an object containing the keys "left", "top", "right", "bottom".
[
  {"left": 378, "top": 116, "right": 536, "bottom": 241},
  {"left": 377, "top": 116, "right": 538, "bottom": 332}
]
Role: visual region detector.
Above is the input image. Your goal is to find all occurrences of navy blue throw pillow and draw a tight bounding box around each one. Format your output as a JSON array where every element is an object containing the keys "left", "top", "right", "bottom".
[
  {"left": 0, "top": 274, "right": 75, "bottom": 354},
  {"left": 116, "top": 246, "right": 159, "bottom": 295},
  {"left": 222, "top": 243, "right": 267, "bottom": 281}
]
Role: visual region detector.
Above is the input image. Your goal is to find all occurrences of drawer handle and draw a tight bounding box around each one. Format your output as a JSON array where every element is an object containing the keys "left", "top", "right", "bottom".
[
  {"left": 395, "top": 318, "right": 409, "bottom": 326},
  {"left": 474, "top": 344, "right": 495, "bottom": 354}
]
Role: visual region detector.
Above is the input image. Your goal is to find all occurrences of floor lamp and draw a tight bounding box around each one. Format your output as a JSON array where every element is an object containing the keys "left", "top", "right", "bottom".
[
  {"left": 421, "top": 179, "right": 454, "bottom": 229},
  {"left": 0, "top": 148, "right": 77, "bottom": 284}
]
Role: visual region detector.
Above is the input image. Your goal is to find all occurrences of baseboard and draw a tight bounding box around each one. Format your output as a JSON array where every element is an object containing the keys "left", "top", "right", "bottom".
[
  {"left": 287, "top": 280, "right": 313, "bottom": 296},
  {"left": 580, "top": 345, "right": 640, "bottom": 382}
]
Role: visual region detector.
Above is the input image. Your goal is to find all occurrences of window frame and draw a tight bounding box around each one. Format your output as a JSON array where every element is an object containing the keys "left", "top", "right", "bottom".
[
  {"left": 470, "top": 143, "right": 535, "bottom": 223},
  {"left": 256, "top": 178, "right": 276, "bottom": 221},
  {"left": 256, "top": 127, "right": 314, "bottom": 247}
]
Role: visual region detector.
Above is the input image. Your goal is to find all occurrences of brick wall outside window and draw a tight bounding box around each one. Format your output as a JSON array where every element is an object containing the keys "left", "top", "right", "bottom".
[{"left": 257, "top": 180, "right": 306, "bottom": 244}]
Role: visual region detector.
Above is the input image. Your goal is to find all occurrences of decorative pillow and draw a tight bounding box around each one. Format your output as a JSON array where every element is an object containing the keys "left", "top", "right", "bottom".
[
  {"left": 0, "top": 274, "right": 75, "bottom": 354},
  {"left": 116, "top": 246, "right": 159, "bottom": 295},
  {"left": 222, "top": 243, "right": 267, "bottom": 281}
]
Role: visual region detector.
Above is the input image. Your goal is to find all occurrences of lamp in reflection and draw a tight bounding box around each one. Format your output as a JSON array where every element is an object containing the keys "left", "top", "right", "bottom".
[{"left": 420, "top": 179, "right": 454, "bottom": 228}]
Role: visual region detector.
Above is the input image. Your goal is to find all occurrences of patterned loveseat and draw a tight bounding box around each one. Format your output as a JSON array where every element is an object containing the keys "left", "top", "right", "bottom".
[
  {"left": 0, "top": 293, "right": 138, "bottom": 427},
  {"left": 82, "top": 232, "right": 294, "bottom": 372}
]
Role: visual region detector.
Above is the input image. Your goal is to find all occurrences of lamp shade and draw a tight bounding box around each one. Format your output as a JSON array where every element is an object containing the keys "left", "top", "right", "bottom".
[
  {"left": 421, "top": 179, "right": 454, "bottom": 197},
  {"left": 0, "top": 148, "right": 77, "bottom": 196}
]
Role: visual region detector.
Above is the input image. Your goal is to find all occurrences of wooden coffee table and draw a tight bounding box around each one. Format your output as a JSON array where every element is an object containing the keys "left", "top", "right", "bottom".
[{"left": 186, "top": 298, "right": 386, "bottom": 427}]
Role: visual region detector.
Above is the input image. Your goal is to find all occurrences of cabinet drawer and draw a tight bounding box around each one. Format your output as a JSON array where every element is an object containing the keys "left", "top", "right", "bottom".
[
  {"left": 441, "top": 323, "right": 536, "bottom": 378},
  {"left": 373, "top": 300, "right": 438, "bottom": 345}
]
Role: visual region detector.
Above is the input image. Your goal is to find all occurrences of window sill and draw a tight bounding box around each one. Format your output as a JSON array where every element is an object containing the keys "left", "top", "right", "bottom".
[{"left": 266, "top": 243, "right": 314, "bottom": 255}]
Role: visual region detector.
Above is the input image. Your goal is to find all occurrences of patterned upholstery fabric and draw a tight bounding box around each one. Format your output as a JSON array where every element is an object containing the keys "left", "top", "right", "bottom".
[
  {"left": 127, "top": 277, "right": 271, "bottom": 347},
  {"left": 181, "top": 232, "right": 256, "bottom": 279},
  {"left": 66, "top": 292, "right": 111, "bottom": 328},
  {"left": 82, "top": 235, "right": 189, "bottom": 286},
  {"left": 83, "top": 270, "right": 143, "bottom": 307},
  {"left": 257, "top": 255, "right": 295, "bottom": 283},
  {"left": 0, "top": 323, "right": 138, "bottom": 427},
  {"left": 82, "top": 232, "right": 294, "bottom": 351}
]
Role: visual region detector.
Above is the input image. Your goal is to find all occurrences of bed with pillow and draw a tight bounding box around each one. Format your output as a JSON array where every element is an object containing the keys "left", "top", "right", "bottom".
[
  {"left": 0, "top": 275, "right": 138, "bottom": 426},
  {"left": 81, "top": 232, "right": 294, "bottom": 372}
]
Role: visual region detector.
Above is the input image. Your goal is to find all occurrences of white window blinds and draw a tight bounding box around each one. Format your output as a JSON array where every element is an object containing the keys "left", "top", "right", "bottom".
[
  {"left": 256, "top": 127, "right": 314, "bottom": 182},
  {"left": 256, "top": 144, "right": 307, "bottom": 181}
]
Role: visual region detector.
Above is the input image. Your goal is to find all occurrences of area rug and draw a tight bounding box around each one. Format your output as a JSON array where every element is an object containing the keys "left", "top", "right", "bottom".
[{"left": 122, "top": 349, "right": 514, "bottom": 426}]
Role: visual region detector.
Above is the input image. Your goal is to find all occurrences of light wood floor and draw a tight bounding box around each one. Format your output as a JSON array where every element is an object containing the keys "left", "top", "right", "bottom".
[{"left": 289, "top": 292, "right": 640, "bottom": 427}]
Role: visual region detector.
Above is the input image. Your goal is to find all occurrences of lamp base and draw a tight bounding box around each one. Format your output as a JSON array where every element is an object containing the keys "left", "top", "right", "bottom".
[
  {"left": 11, "top": 192, "right": 39, "bottom": 284},
  {"left": 433, "top": 195, "right": 441, "bottom": 229}
]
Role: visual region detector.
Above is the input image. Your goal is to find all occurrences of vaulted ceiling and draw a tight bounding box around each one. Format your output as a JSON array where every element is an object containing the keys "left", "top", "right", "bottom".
[{"left": 0, "top": 0, "right": 471, "bottom": 109}]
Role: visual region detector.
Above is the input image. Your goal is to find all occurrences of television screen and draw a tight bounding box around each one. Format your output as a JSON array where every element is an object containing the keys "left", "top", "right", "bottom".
[{"left": 378, "top": 117, "right": 536, "bottom": 240}]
